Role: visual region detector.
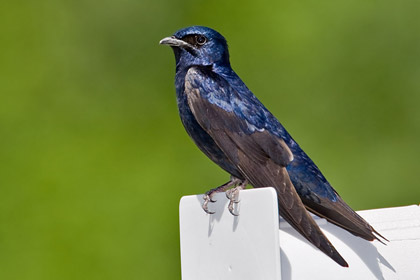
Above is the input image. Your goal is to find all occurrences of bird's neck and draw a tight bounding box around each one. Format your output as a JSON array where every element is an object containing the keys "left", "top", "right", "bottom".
[{"left": 174, "top": 63, "right": 237, "bottom": 97}]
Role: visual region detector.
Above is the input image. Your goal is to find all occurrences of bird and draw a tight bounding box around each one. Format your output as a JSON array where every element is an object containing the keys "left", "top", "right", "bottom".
[{"left": 160, "top": 26, "right": 386, "bottom": 267}]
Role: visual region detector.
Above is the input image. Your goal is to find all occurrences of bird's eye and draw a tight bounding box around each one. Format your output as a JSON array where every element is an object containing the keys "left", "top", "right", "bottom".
[{"left": 196, "top": 35, "right": 207, "bottom": 46}]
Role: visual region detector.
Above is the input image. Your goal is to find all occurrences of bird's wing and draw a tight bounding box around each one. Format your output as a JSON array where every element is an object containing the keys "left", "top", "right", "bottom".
[
  {"left": 184, "top": 67, "right": 293, "bottom": 167},
  {"left": 184, "top": 66, "right": 348, "bottom": 267}
]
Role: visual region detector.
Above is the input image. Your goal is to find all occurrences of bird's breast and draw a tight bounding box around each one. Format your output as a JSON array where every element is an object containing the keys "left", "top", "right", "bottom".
[{"left": 174, "top": 71, "right": 244, "bottom": 179}]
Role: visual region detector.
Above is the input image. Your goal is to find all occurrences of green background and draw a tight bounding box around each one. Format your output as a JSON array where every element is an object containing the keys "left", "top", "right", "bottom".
[{"left": 1, "top": 0, "right": 419, "bottom": 279}]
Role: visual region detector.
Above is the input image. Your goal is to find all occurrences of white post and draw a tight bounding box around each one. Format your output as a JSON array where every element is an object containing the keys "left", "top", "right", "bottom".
[{"left": 179, "top": 187, "right": 420, "bottom": 279}]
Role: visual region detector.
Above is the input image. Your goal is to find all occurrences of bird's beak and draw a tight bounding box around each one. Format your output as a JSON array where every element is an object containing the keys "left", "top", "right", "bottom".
[{"left": 159, "top": 36, "right": 192, "bottom": 48}]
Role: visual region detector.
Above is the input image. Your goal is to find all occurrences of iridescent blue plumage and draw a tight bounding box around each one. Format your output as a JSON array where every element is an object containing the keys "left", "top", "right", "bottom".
[
  {"left": 170, "top": 27, "right": 338, "bottom": 202},
  {"left": 160, "top": 26, "right": 385, "bottom": 267}
]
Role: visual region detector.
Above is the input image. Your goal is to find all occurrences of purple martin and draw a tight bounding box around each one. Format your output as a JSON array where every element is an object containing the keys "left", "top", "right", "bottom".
[{"left": 160, "top": 26, "right": 386, "bottom": 267}]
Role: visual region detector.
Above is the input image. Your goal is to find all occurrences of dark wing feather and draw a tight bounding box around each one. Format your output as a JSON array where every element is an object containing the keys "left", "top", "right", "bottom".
[
  {"left": 303, "top": 195, "right": 388, "bottom": 243},
  {"left": 185, "top": 66, "right": 348, "bottom": 267}
]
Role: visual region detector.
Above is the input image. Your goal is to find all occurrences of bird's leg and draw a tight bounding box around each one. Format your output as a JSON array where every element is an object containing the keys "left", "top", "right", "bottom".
[
  {"left": 202, "top": 177, "right": 242, "bottom": 214},
  {"left": 226, "top": 180, "right": 248, "bottom": 216}
]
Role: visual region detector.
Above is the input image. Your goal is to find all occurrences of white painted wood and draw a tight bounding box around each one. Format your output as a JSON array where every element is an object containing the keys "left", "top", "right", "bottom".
[
  {"left": 179, "top": 187, "right": 420, "bottom": 280},
  {"left": 179, "top": 188, "right": 281, "bottom": 280}
]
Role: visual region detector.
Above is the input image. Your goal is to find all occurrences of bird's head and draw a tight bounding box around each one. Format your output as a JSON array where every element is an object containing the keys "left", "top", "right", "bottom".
[{"left": 160, "top": 26, "right": 230, "bottom": 70}]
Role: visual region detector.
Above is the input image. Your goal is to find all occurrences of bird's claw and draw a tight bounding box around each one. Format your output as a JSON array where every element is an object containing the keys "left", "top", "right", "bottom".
[
  {"left": 208, "top": 195, "right": 217, "bottom": 203},
  {"left": 201, "top": 178, "right": 247, "bottom": 216},
  {"left": 228, "top": 201, "right": 240, "bottom": 216},
  {"left": 225, "top": 190, "right": 240, "bottom": 203},
  {"left": 202, "top": 194, "right": 215, "bottom": 214},
  {"left": 226, "top": 187, "right": 241, "bottom": 216}
]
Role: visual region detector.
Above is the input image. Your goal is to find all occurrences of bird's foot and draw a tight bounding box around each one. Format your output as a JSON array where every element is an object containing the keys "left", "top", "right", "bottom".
[
  {"left": 202, "top": 193, "right": 216, "bottom": 214},
  {"left": 225, "top": 180, "right": 248, "bottom": 216},
  {"left": 201, "top": 177, "right": 241, "bottom": 214}
]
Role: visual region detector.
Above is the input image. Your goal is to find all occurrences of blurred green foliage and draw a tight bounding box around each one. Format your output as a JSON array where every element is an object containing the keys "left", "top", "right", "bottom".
[{"left": 0, "top": 0, "right": 419, "bottom": 279}]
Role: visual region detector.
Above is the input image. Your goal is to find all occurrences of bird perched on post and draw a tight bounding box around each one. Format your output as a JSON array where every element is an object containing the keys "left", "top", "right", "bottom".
[{"left": 160, "top": 26, "right": 386, "bottom": 267}]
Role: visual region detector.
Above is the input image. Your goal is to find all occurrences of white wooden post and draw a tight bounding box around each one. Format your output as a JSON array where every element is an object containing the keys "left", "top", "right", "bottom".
[{"left": 179, "top": 188, "right": 420, "bottom": 279}]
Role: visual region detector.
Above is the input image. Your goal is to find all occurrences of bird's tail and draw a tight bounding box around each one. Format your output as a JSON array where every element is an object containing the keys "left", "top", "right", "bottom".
[{"left": 303, "top": 194, "right": 388, "bottom": 244}]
